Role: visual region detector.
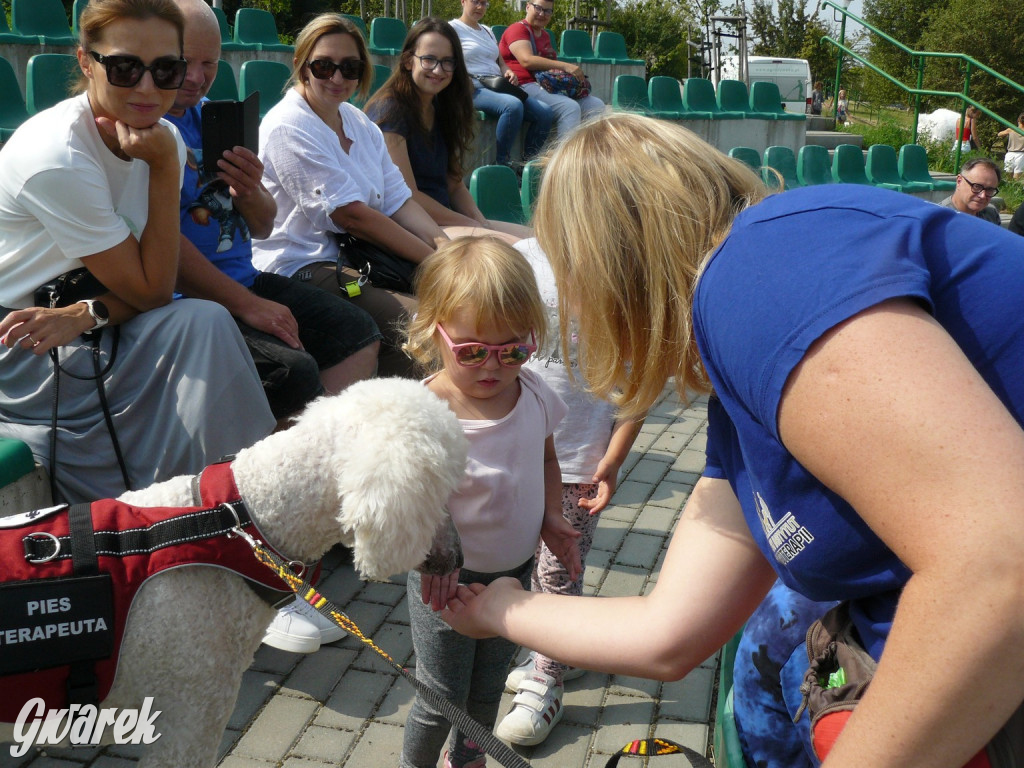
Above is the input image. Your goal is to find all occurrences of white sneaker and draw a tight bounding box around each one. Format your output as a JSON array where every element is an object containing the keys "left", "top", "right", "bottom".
[
  {"left": 298, "top": 599, "right": 347, "bottom": 645},
  {"left": 495, "top": 671, "right": 564, "bottom": 746},
  {"left": 504, "top": 652, "right": 586, "bottom": 693},
  {"left": 262, "top": 601, "right": 321, "bottom": 653}
]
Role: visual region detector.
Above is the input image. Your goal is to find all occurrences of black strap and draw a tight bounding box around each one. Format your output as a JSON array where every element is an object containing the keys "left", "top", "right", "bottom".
[
  {"left": 66, "top": 501, "right": 100, "bottom": 707},
  {"left": 23, "top": 502, "right": 253, "bottom": 564},
  {"left": 604, "top": 738, "right": 713, "bottom": 768}
]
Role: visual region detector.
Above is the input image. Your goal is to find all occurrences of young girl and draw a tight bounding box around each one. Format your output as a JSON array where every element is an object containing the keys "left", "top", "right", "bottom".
[
  {"left": 401, "top": 236, "right": 581, "bottom": 768},
  {"left": 493, "top": 238, "right": 645, "bottom": 746}
]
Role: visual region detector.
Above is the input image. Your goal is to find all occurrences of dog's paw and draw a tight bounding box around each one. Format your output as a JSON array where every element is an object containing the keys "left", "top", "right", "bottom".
[{"left": 416, "top": 514, "right": 464, "bottom": 575}]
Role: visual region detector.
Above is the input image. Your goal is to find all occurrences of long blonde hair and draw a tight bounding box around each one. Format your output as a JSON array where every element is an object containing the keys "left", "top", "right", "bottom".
[
  {"left": 534, "top": 112, "right": 768, "bottom": 419},
  {"left": 404, "top": 236, "right": 547, "bottom": 374}
]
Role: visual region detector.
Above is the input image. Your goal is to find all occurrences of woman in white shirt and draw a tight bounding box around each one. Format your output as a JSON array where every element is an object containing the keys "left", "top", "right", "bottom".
[
  {"left": 252, "top": 13, "right": 458, "bottom": 377},
  {"left": 451, "top": 0, "right": 553, "bottom": 166},
  {"left": 0, "top": 0, "right": 273, "bottom": 504}
]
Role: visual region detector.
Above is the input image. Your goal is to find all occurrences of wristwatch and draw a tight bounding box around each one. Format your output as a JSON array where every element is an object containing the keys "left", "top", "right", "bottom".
[{"left": 78, "top": 299, "right": 110, "bottom": 332}]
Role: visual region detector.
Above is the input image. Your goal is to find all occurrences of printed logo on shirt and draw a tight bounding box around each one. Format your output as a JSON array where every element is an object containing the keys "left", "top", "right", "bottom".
[{"left": 754, "top": 491, "right": 814, "bottom": 565}]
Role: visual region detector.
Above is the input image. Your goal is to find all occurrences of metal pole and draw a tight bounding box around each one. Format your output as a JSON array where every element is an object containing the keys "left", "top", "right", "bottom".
[{"left": 832, "top": 9, "right": 846, "bottom": 126}]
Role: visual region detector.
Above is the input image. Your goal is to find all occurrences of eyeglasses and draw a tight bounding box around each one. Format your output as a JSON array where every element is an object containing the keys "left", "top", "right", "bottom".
[
  {"left": 414, "top": 55, "right": 458, "bottom": 73},
  {"left": 469, "top": 0, "right": 490, "bottom": 6},
  {"left": 527, "top": 2, "right": 554, "bottom": 15},
  {"left": 437, "top": 325, "right": 536, "bottom": 367},
  {"left": 959, "top": 174, "right": 999, "bottom": 197},
  {"left": 308, "top": 57, "right": 366, "bottom": 81},
  {"left": 88, "top": 50, "right": 187, "bottom": 90}
]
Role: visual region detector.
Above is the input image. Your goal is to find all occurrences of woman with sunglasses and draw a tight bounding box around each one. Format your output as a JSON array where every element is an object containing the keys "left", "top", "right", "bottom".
[
  {"left": 253, "top": 13, "right": 465, "bottom": 377},
  {"left": 499, "top": 0, "right": 604, "bottom": 139},
  {"left": 0, "top": 0, "right": 274, "bottom": 504},
  {"left": 442, "top": 113, "right": 1024, "bottom": 768},
  {"left": 451, "top": 0, "right": 553, "bottom": 169},
  {"left": 365, "top": 18, "right": 532, "bottom": 241}
]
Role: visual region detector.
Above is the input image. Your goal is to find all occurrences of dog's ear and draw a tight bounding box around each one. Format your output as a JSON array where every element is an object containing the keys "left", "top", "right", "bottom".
[{"left": 331, "top": 378, "right": 467, "bottom": 581}]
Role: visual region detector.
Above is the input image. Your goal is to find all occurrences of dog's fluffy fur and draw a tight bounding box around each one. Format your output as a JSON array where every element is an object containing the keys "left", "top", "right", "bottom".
[{"left": 0, "top": 379, "right": 467, "bottom": 767}]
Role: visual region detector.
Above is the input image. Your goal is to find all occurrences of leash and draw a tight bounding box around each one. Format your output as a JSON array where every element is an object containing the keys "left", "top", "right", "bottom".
[
  {"left": 604, "top": 738, "right": 713, "bottom": 767},
  {"left": 227, "top": 513, "right": 532, "bottom": 768}
]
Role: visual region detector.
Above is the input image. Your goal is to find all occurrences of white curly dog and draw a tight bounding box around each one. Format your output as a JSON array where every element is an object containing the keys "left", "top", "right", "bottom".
[{"left": 0, "top": 378, "right": 467, "bottom": 767}]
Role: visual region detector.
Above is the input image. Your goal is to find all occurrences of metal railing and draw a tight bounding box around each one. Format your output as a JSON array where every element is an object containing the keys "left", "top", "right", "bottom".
[{"left": 821, "top": 0, "right": 1024, "bottom": 170}]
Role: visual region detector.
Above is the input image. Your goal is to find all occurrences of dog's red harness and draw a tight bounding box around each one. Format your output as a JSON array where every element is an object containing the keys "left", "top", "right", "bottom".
[{"left": 0, "top": 462, "right": 304, "bottom": 723}]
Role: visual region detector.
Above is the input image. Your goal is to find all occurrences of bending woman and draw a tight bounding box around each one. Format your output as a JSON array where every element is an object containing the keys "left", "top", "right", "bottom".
[
  {"left": 443, "top": 112, "right": 1024, "bottom": 768},
  {"left": 0, "top": 0, "right": 273, "bottom": 504},
  {"left": 451, "top": 0, "right": 552, "bottom": 167},
  {"left": 365, "top": 18, "right": 532, "bottom": 242},
  {"left": 253, "top": 13, "right": 469, "bottom": 377}
]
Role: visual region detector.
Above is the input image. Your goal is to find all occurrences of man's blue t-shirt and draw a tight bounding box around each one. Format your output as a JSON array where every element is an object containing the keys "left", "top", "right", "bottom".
[
  {"left": 165, "top": 102, "right": 259, "bottom": 288},
  {"left": 695, "top": 185, "right": 1024, "bottom": 660},
  {"left": 366, "top": 97, "right": 451, "bottom": 208}
]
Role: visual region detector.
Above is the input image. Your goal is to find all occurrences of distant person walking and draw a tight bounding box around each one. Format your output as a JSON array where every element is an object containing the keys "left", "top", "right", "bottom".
[{"left": 810, "top": 81, "right": 824, "bottom": 116}]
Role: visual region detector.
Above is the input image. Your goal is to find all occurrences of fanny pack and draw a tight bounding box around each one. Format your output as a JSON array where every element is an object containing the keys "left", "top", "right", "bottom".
[
  {"left": 474, "top": 74, "right": 528, "bottom": 103},
  {"left": 796, "top": 602, "right": 1024, "bottom": 766}
]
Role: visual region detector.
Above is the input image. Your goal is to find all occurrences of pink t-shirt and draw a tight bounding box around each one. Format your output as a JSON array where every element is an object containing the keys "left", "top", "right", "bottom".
[
  {"left": 427, "top": 367, "right": 567, "bottom": 572},
  {"left": 499, "top": 21, "right": 557, "bottom": 87}
]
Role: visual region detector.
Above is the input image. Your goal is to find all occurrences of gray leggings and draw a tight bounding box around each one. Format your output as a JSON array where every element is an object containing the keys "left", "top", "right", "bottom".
[{"left": 400, "top": 560, "right": 532, "bottom": 768}]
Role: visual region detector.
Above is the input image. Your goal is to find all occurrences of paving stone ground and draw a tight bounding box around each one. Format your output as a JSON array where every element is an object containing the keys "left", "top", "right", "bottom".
[{"left": 1, "top": 387, "right": 716, "bottom": 768}]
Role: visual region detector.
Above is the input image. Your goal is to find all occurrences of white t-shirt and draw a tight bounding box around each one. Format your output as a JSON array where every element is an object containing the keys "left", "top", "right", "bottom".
[
  {"left": 430, "top": 367, "right": 567, "bottom": 573},
  {"left": 450, "top": 19, "right": 502, "bottom": 78},
  {"left": 252, "top": 89, "right": 412, "bottom": 277},
  {"left": 0, "top": 94, "right": 185, "bottom": 308},
  {"left": 518, "top": 238, "right": 618, "bottom": 483}
]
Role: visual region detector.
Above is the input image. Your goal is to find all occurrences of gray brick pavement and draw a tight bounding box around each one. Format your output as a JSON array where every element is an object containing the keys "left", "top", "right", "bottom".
[{"left": 1, "top": 387, "right": 714, "bottom": 768}]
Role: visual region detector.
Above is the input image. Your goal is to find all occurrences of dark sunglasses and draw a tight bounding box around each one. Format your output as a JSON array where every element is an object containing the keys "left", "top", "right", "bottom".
[
  {"left": 89, "top": 50, "right": 187, "bottom": 90},
  {"left": 308, "top": 58, "right": 366, "bottom": 81},
  {"left": 437, "top": 325, "right": 537, "bottom": 367}
]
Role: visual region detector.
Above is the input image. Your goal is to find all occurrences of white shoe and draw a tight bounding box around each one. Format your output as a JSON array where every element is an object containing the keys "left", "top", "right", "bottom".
[
  {"left": 262, "top": 601, "right": 321, "bottom": 653},
  {"left": 297, "top": 599, "right": 347, "bottom": 645},
  {"left": 504, "top": 652, "right": 585, "bottom": 693},
  {"left": 495, "top": 671, "right": 564, "bottom": 746}
]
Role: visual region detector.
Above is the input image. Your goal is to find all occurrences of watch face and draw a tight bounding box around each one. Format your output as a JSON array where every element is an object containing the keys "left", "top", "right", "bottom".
[{"left": 92, "top": 300, "right": 110, "bottom": 321}]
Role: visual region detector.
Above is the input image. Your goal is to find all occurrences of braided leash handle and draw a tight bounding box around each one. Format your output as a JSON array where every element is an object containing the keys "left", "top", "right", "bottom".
[
  {"left": 604, "top": 738, "right": 714, "bottom": 768},
  {"left": 248, "top": 539, "right": 531, "bottom": 768}
]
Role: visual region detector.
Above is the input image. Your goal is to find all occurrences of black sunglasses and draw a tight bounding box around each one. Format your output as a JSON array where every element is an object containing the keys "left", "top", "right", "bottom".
[
  {"left": 308, "top": 58, "right": 366, "bottom": 81},
  {"left": 89, "top": 50, "right": 187, "bottom": 90}
]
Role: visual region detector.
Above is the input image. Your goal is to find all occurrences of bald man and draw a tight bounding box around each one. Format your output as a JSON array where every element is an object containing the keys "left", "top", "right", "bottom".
[{"left": 166, "top": 0, "right": 376, "bottom": 655}]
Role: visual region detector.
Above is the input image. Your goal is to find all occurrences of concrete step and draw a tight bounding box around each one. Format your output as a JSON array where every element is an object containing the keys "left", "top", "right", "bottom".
[{"left": 805, "top": 130, "right": 863, "bottom": 150}]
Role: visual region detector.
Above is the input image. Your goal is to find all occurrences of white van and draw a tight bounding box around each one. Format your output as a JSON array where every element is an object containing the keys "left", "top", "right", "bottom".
[{"left": 746, "top": 56, "right": 812, "bottom": 113}]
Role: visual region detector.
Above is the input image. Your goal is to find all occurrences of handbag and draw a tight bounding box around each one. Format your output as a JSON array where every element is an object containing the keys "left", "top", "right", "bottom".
[
  {"left": 521, "top": 21, "right": 591, "bottom": 100},
  {"left": 796, "top": 602, "right": 1024, "bottom": 766},
  {"left": 34, "top": 267, "right": 108, "bottom": 309},
  {"left": 337, "top": 232, "right": 417, "bottom": 294},
  {"left": 475, "top": 74, "right": 528, "bottom": 103}
]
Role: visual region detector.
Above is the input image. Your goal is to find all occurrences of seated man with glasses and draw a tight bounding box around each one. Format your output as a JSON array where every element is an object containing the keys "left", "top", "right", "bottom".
[{"left": 940, "top": 157, "right": 1002, "bottom": 226}]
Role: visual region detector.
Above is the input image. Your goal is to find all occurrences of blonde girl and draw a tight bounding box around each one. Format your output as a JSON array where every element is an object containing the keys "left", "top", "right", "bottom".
[{"left": 401, "top": 236, "right": 580, "bottom": 768}]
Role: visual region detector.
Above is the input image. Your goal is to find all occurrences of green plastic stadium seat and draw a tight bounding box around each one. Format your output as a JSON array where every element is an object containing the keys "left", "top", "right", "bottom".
[
  {"left": 369, "top": 17, "right": 407, "bottom": 57},
  {"left": 72, "top": 0, "right": 89, "bottom": 37},
  {"left": 898, "top": 143, "right": 956, "bottom": 192},
  {"left": 238, "top": 59, "right": 290, "bottom": 120},
  {"left": 490, "top": 24, "right": 508, "bottom": 43},
  {"left": 558, "top": 30, "right": 611, "bottom": 64},
  {"left": 212, "top": 6, "right": 246, "bottom": 52},
  {"left": 612, "top": 74, "right": 651, "bottom": 115},
  {"left": 0, "top": 11, "right": 31, "bottom": 44},
  {"left": 26, "top": 53, "right": 79, "bottom": 115},
  {"left": 728, "top": 146, "right": 761, "bottom": 174},
  {"left": 717, "top": 79, "right": 774, "bottom": 120},
  {"left": 594, "top": 32, "right": 643, "bottom": 65},
  {"left": 749, "top": 80, "right": 805, "bottom": 121},
  {"left": 469, "top": 164, "right": 525, "bottom": 224},
  {"left": 832, "top": 143, "right": 872, "bottom": 185},
  {"left": 205, "top": 59, "right": 239, "bottom": 102},
  {"left": 797, "top": 145, "right": 834, "bottom": 186},
  {"left": 0, "top": 56, "right": 30, "bottom": 142},
  {"left": 683, "top": 77, "right": 742, "bottom": 119},
  {"left": 0, "top": 438, "right": 35, "bottom": 490},
  {"left": 865, "top": 144, "right": 931, "bottom": 192},
  {"left": 520, "top": 160, "right": 543, "bottom": 220},
  {"left": 350, "top": 63, "right": 391, "bottom": 109},
  {"left": 342, "top": 14, "right": 368, "bottom": 38},
  {"left": 712, "top": 631, "right": 750, "bottom": 768},
  {"left": 12, "top": 0, "right": 76, "bottom": 45},
  {"left": 647, "top": 75, "right": 690, "bottom": 119},
  {"left": 233, "top": 8, "right": 293, "bottom": 53},
  {"left": 761, "top": 145, "right": 801, "bottom": 191}
]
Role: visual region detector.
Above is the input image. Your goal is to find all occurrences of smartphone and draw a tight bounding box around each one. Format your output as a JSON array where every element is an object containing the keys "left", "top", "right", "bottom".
[{"left": 200, "top": 91, "right": 259, "bottom": 178}]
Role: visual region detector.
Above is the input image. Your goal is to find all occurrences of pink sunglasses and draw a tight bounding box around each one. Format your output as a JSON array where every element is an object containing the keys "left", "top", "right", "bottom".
[{"left": 437, "top": 325, "right": 537, "bottom": 367}]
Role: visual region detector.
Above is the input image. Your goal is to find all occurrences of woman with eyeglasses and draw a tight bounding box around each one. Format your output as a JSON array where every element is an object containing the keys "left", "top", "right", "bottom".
[
  {"left": 364, "top": 18, "right": 532, "bottom": 241},
  {"left": 442, "top": 113, "right": 1024, "bottom": 768},
  {"left": 253, "top": 13, "right": 465, "bottom": 377},
  {"left": 451, "top": 0, "right": 553, "bottom": 169},
  {"left": 499, "top": 0, "right": 604, "bottom": 138},
  {"left": 0, "top": 0, "right": 274, "bottom": 504}
]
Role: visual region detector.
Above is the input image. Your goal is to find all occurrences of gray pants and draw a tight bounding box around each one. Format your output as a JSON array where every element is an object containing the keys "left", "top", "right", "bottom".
[{"left": 400, "top": 560, "right": 532, "bottom": 768}]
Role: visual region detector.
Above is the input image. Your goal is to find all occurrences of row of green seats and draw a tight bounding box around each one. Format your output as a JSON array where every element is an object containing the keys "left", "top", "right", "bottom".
[
  {"left": 613, "top": 76, "right": 806, "bottom": 121},
  {"left": 468, "top": 163, "right": 543, "bottom": 226},
  {"left": 730, "top": 144, "right": 956, "bottom": 193}
]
